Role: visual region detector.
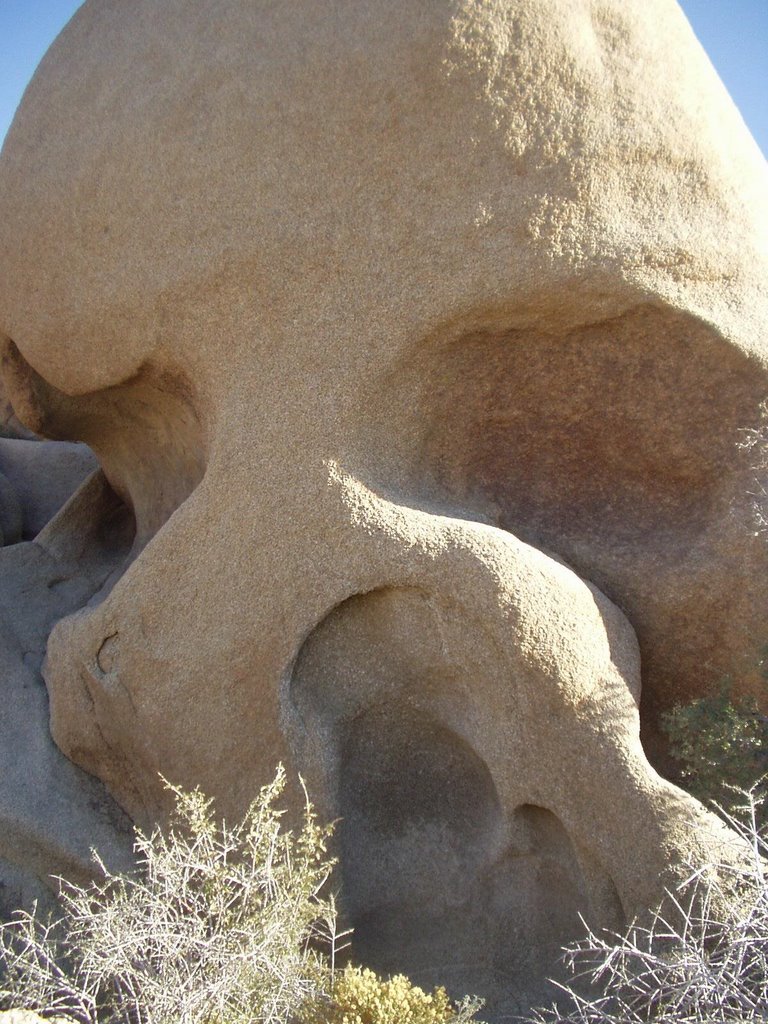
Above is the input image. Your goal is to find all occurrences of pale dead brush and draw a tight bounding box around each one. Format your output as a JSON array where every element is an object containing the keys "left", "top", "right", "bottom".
[
  {"left": 0, "top": 766, "right": 342, "bottom": 1024},
  {"left": 739, "top": 405, "right": 768, "bottom": 535},
  {"left": 529, "top": 787, "right": 768, "bottom": 1023}
]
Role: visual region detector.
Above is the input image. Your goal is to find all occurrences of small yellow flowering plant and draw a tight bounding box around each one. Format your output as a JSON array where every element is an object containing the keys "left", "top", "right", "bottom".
[{"left": 300, "top": 965, "right": 485, "bottom": 1024}]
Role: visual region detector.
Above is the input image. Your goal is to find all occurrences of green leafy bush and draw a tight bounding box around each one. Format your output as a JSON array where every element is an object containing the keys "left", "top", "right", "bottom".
[{"left": 663, "top": 684, "right": 768, "bottom": 823}]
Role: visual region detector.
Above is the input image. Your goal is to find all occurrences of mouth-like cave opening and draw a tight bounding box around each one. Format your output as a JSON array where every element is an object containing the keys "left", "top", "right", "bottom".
[
  {"left": 338, "top": 702, "right": 503, "bottom": 983},
  {"left": 288, "top": 588, "right": 601, "bottom": 1018},
  {"left": 336, "top": 704, "right": 598, "bottom": 1018}
]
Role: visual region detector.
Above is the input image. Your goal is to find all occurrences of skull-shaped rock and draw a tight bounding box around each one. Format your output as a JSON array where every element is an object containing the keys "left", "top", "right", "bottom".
[{"left": 1, "top": 0, "right": 767, "bottom": 1014}]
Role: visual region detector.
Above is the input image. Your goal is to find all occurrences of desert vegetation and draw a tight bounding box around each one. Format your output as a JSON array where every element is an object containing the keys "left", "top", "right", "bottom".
[
  {"left": 664, "top": 686, "right": 768, "bottom": 827},
  {"left": 1, "top": 711, "right": 767, "bottom": 1024},
  {"left": 522, "top": 682, "right": 768, "bottom": 1024},
  {"left": 2, "top": 759, "right": 768, "bottom": 1023},
  {"left": 0, "top": 767, "right": 484, "bottom": 1024},
  {"left": 529, "top": 787, "right": 768, "bottom": 1023}
]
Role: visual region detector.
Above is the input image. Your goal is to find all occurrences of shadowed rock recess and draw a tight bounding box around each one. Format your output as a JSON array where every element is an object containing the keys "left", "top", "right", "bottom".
[{"left": 0, "top": 0, "right": 767, "bottom": 1017}]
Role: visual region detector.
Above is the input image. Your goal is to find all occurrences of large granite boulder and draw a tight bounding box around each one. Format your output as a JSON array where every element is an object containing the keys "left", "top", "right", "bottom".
[{"left": 0, "top": 0, "right": 766, "bottom": 1016}]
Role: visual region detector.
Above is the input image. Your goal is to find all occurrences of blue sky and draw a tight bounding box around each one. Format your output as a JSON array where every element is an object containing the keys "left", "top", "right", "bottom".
[{"left": 0, "top": 0, "right": 766, "bottom": 158}]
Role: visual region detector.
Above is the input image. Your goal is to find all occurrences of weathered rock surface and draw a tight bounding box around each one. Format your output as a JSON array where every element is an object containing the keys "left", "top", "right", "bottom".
[
  {"left": 0, "top": 472, "right": 135, "bottom": 920},
  {"left": 0, "top": 414, "right": 128, "bottom": 917},
  {"left": 0, "top": 0, "right": 766, "bottom": 1017},
  {"left": 0, "top": 438, "right": 97, "bottom": 540},
  {"left": 0, "top": 376, "right": 36, "bottom": 440}
]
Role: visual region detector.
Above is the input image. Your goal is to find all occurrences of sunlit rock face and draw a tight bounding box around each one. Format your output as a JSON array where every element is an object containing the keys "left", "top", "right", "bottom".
[{"left": 0, "top": 0, "right": 766, "bottom": 1015}]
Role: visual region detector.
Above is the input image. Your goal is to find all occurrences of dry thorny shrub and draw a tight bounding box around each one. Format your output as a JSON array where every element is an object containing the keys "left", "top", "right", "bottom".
[
  {"left": 740, "top": 403, "right": 768, "bottom": 536},
  {"left": 0, "top": 768, "right": 339, "bottom": 1024},
  {"left": 0, "top": 767, "right": 484, "bottom": 1024},
  {"left": 530, "top": 787, "right": 768, "bottom": 1024},
  {"left": 2, "top": 765, "right": 766, "bottom": 1023}
]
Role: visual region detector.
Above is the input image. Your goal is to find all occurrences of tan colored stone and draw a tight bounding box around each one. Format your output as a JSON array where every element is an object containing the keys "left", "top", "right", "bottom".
[
  {"left": 0, "top": 0, "right": 766, "bottom": 1016},
  {"left": 0, "top": 375, "right": 35, "bottom": 440}
]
